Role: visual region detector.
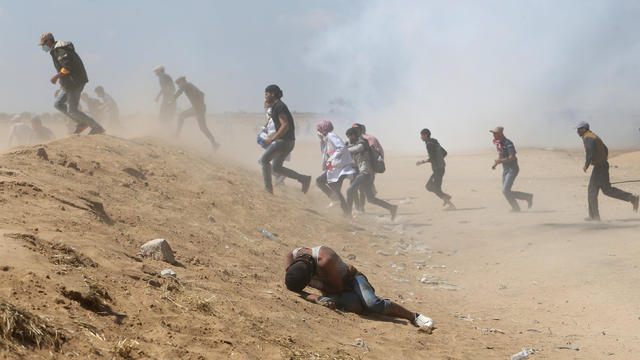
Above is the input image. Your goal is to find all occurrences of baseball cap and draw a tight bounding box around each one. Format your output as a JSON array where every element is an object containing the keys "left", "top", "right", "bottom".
[
  {"left": 489, "top": 126, "right": 504, "bottom": 133},
  {"left": 37, "top": 32, "right": 53, "bottom": 45},
  {"left": 575, "top": 121, "right": 589, "bottom": 129}
]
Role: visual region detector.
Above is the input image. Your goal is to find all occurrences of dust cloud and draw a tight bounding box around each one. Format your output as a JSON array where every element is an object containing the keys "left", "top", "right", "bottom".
[{"left": 305, "top": 0, "right": 640, "bottom": 152}]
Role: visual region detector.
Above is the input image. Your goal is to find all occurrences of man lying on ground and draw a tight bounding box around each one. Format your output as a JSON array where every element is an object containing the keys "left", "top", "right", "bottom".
[{"left": 284, "top": 245, "right": 434, "bottom": 332}]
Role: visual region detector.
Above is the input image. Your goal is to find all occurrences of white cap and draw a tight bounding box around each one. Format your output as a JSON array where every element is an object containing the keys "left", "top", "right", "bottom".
[
  {"left": 153, "top": 65, "right": 164, "bottom": 73},
  {"left": 575, "top": 121, "right": 589, "bottom": 129}
]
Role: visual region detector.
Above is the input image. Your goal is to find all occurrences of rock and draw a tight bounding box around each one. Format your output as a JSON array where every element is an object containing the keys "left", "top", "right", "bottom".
[{"left": 140, "top": 238, "right": 176, "bottom": 264}]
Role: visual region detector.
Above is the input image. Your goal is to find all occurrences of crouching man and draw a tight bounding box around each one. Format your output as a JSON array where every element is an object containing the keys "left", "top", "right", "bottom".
[{"left": 284, "top": 245, "right": 434, "bottom": 332}]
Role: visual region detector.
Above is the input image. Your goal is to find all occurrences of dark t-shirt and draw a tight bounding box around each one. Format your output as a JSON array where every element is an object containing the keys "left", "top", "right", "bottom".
[
  {"left": 271, "top": 100, "right": 295, "bottom": 141},
  {"left": 496, "top": 137, "right": 518, "bottom": 170},
  {"left": 175, "top": 82, "right": 205, "bottom": 109},
  {"left": 425, "top": 138, "right": 446, "bottom": 171}
]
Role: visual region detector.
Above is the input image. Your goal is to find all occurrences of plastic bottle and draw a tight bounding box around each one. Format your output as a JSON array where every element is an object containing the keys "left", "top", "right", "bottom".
[
  {"left": 511, "top": 349, "right": 531, "bottom": 360},
  {"left": 259, "top": 229, "right": 277, "bottom": 241}
]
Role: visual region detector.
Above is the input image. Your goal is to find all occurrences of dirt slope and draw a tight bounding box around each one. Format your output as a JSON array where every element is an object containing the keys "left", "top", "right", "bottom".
[{"left": 1, "top": 134, "right": 639, "bottom": 359}]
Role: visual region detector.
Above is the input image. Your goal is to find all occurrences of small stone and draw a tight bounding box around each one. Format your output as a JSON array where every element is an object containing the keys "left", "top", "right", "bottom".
[
  {"left": 208, "top": 215, "right": 216, "bottom": 223},
  {"left": 140, "top": 238, "right": 176, "bottom": 264}
]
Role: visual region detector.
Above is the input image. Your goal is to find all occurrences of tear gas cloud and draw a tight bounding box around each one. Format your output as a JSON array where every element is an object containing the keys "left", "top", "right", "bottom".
[
  {"left": 305, "top": 0, "right": 640, "bottom": 151},
  {"left": 1, "top": 1, "right": 640, "bottom": 152}
]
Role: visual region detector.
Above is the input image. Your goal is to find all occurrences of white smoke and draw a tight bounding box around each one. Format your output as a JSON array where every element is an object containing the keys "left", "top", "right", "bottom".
[{"left": 306, "top": 0, "right": 640, "bottom": 151}]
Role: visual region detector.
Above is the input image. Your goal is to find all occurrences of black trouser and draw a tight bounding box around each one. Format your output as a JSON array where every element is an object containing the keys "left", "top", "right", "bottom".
[
  {"left": 177, "top": 104, "right": 217, "bottom": 147},
  {"left": 426, "top": 167, "right": 449, "bottom": 200},
  {"left": 588, "top": 161, "right": 633, "bottom": 219},
  {"left": 316, "top": 172, "right": 348, "bottom": 211},
  {"left": 346, "top": 173, "right": 393, "bottom": 215}
]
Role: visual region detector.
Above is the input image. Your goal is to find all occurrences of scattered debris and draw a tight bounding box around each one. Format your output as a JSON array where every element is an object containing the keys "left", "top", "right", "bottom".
[
  {"left": 347, "top": 338, "right": 369, "bottom": 352},
  {"left": 0, "top": 301, "right": 66, "bottom": 350},
  {"left": 208, "top": 215, "right": 216, "bottom": 223},
  {"left": 481, "top": 327, "right": 505, "bottom": 335},
  {"left": 376, "top": 250, "right": 391, "bottom": 256},
  {"left": 160, "top": 269, "right": 176, "bottom": 277},
  {"left": 259, "top": 229, "right": 277, "bottom": 241},
  {"left": 511, "top": 348, "right": 533, "bottom": 360},
  {"left": 555, "top": 345, "right": 579, "bottom": 351},
  {"left": 346, "top": 254, "right": 356, "bottom": 261},
  {"left": 113, "top": 338, "right": 139, "bottom": 359},
  {"left": 140, "top": 238, "right": 176, "bottom": 264}
]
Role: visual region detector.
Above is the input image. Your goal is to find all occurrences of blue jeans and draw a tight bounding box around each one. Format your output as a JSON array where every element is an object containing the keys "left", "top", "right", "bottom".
[
  {"left": 55, "top": 85, "right": 103, "bottom": 130},
  {"left": 502, "top": 166, "right": 531, "bottom": 211},
  {"left": 259, "top": 139, "right": 306, "bottom": 193},
  {"left": 334, "top": 274, "right": 391, "bottom": 315}
]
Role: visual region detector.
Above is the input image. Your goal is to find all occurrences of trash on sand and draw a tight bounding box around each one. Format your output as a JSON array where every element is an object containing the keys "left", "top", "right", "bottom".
[
  {"left": 511, "top": 348, "right": 532, "bottom": 360},
  {"left": 352, "top": 338, "right": 369, "bottom": 352},
  {"left": 259, "top": 229, "right": 277, "bottom": 241},
  {"left": 555, "top": 345, "right": 579, "bottom": 351},
  {"left": 376, "top": 250, "right": 391, "bottom": 256},
  {"left": 160, "top": 269, "right": 176, "bottom": 277}
]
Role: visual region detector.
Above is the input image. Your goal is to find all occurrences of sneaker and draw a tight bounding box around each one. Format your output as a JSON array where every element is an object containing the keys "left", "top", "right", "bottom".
[
  {"left": 632, "top": 195, "right": 639, "bottom": 213},
  {"left": 527, "top": 194, "right": 534, "bottom": 209},
  {"left": 442, "top": 195, "right": 452, "bottom": 207},
  {"left": 88, "top": 127, "right": 105, "bottom": 135},
  {"left": 413, "top": 313, "right": 434, "bottom": 332},
  {"left": 390, "top": 205, "right": 398, "bottom": 221},
  {"left": 301, "top": 176, "right": 312, "bottom": 194},
  {"left": 73, "top": 123, "right": 89, "bottom": 134}
]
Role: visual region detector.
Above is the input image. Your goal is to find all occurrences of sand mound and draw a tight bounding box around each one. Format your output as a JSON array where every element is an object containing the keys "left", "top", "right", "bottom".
[{"left": 0, "top": 135, "right": 443, "bottom": 359}]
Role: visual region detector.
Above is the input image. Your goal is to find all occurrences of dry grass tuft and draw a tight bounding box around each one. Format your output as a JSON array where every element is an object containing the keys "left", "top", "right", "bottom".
[
  {"left": 112, "top": 338, "right": 139, "bottom": 359},
  {"left": 0, "top": 301, "right": 65, "bottom": 350},
  {"left": 183, "top": 294, "right": 217, "bottom": 316}
]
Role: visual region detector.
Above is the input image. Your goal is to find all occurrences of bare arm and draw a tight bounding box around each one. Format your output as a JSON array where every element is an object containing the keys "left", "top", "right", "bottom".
[
  {"left": 492, "top": 153, "right": 516, "bottom": 169},
  {"left": 155, "top": 89, "right": 163, "bottom": 102},
  {"left": 266, "top": 113, "right": 290, "bottom": 145}
]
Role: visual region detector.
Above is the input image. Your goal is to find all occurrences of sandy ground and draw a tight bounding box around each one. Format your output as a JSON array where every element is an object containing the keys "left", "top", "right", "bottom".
[{"left": 1, "top": 118, "right": 639, "bottom": 359}]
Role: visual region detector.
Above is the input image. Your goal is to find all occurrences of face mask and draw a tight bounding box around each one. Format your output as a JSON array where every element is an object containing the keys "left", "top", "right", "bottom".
[{"left": 42, "top": 44, "right": 51, "bottom": 52}]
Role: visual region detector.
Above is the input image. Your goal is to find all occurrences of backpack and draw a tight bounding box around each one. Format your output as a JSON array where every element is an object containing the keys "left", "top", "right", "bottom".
[{"left": 369, "top": 145, "right": 386, "bottom": 173}]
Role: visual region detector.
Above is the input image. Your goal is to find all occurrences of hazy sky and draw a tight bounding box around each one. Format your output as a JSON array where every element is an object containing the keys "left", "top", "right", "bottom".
[{"left": 2, "top": 1, "right": 640, "bottom": 149}]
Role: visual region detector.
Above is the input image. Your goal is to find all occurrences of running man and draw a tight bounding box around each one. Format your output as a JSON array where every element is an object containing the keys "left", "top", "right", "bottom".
[
  {"left": 416, "top": 128, "right": 454, "bottom": 209},
  {"left": 259, "top": 84, "right": 311, "bottom": 194},
  {"left": 153, "top": 65, "right": 176, "bottom": 124},
  {"left": 490, "top": 126, "right": 533, "bottom": 212},
  {"left": 284, "top": 246, "right": 434, "bottom": 332},
  {"left": 38, "top": 32, "right": 104, "bottom": 134},
  {"left": 315, "top": 120, "right": 355, "bottom": 214},
  {"left": 94, "top": 86, "right": 120, "bottom": 127},
  {"left": 576, "top": 121, "right": 639, "bottom": 221},
  {"left": 171, "top": 76, "right": 219, "bottom": 151},
  {"left": 345, "top": 127, "right": 398, "bottom": 219}
]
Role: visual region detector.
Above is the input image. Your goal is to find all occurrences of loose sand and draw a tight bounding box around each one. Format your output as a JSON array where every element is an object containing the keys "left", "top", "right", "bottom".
[{"left": 1, "top": 122, "right": 639, "bottom": 359}]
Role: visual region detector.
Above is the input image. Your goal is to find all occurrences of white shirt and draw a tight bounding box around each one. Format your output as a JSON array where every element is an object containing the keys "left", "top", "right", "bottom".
[{"left": 321, "top": 132, "right": 355, "bottom": 183}]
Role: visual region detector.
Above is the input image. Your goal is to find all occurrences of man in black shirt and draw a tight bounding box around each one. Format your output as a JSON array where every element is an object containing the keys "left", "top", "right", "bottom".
[
  {"left": 171, "top": 76, "right": 219, "bottom": 151},
  {"left": 38, "top": 32, "right": 104, "bottom": 135},
  {"left": 153, "top": 65, "right": 176, "bottom": 124},
  {"left": 259, "top": 84, "right": 311, "bottom": 194},
  {"left": 416, "top": 128, "right": 455, "bottom": 209}
]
